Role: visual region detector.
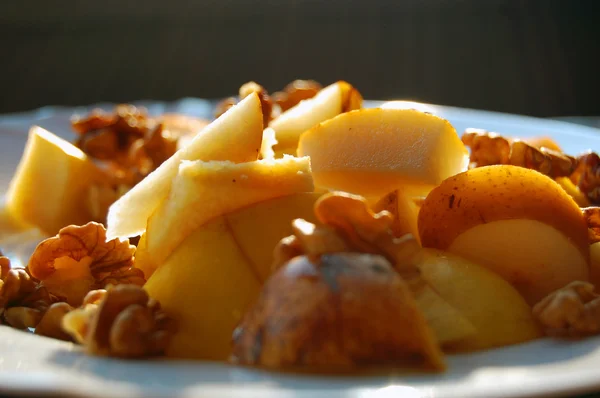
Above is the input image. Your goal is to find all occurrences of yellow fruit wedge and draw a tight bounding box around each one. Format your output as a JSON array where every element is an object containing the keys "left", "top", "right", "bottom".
[
  {"left": 298, "top": 108, "right": 469, "bottom": 197},
  {"left": 419, "top": 165, "right": 589, "bottom": 305},
  {"left": 136, "top": 192, "right": 321, "bottom": 280},
  {"left": 5, "top": 126, "right": 105, "bottom": 235},
  {"left": 144, "top": 216, "right": 262, "bottom": 360},
  {"left": 225, "top": 192, "right": 321, "bottom": 281},
  {"left": 411, "top": 282, "right": 477, "bottom": 348},
  {"left": 145, "top": 156, "right": 314, "bottom": 269},
  {"left": 106, "top": 93, "right": 264, "bottom": 240},
  {"left": 269, "top": 81, "right": 361, "bottom": 155},
  {"left": 417, "top": 249, "right": 542, "bottom": 351}
]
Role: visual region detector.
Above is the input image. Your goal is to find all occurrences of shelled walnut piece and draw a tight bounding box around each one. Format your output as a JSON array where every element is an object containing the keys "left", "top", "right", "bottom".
[
  {"left": 27, "top": 222, "right": 144, "bottom": 307},
  {"left": 583, "top": 207, "right": 600, "bottom": 244},
  {"left": 462, "top": 129, "right": 577, "bottom": 178},
  {"left": 273, "top": 192, "right": 421, "bottom": 276},
  {"left": 533, "top": 281, "right": 600, "bottom": 337},
  {"left": 0, "top": 256, "right": 58, "bottom": 330},
  {"left": 62, "top": 285, "right": 176, "bottom": 358},
  {"left": 214, "top": 80, "right": 322, "bottom": 125},
  {"left": 233, "top": 192, "right": 444, "bottom": 370}
]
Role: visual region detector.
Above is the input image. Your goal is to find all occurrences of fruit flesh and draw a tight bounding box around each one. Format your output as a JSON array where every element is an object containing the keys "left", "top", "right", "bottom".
[
  {"left": 450, "top": 219, "right": 589, "bottom": 305},
  {"left": 417, "top": 249, "right": 542, "bottom": 351},
  {"left": 269, "top": 82, "right": 344, "bottom": 152},
  {"left": 145, "top": 156, "right": 314, "bottom": 269},
  {"left": 106, "top": 93, "right": 264, "bottom": 240},
  {"left": 225, "top": 192, "right": 321, "bottom": 282},
  {"left": 5, "top": 126, "right": 104, "bottom": 235},
  {"left": 144, "top": 216, "right": 262, "bottom": 360},
  {"left": 297, "top": 108, "right": 468, "bottom": 197}
]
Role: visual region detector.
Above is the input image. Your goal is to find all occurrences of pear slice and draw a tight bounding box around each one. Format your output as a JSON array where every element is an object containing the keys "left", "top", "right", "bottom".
[
  {"left": 5, "top": 126, "right": 105, "bottom": 235},
  {"left": 268, "top": 81, "right": 362, "bottom": 155},
  {"left": 145, "top": 156, "right": 314, "bottom": 268},
  {"left": 106, "top": 93, "right": 264, "bottom": 240}
]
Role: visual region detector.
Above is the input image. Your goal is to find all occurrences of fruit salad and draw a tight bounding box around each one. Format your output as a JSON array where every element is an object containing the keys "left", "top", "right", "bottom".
[{"left": 1, "top": 80, "right": 600, "bottom": 373}]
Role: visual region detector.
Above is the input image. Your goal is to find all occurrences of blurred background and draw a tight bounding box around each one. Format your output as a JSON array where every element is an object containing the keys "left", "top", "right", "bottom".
[{"left": 1, "top": 0, "right": 598, "bottom": 117}]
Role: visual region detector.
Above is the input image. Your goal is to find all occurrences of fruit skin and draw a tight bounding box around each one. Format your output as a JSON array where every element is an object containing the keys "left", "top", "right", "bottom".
[
  {"left": 269, "top": 81, "right": 362, "bottom": 155},
  {"left": 145, "top": 157, "right": 314, "bottom": 269},
  {"left": 106, "top": 93, "right": 264, "bottom": 240},
  {"left": 297, "top": 108, "right": 468, "bottom": 198},
  {"left": 418, "top": 165, "right": 590, "bottom": 305},
  {"left": 416, "top": 249, "right": 542, "bottom": 351},
  {"left": 5, "top": 126, "right": 105, "bottom": 235},
  {"left": 418, "top": 165, "right": 588, "bottom": 257},
  {"left": 144, "top": 215, "right": 262, "bottom": 360}
]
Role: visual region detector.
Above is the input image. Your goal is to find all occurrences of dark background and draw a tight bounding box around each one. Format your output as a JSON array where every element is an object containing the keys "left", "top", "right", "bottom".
[{"left": 0, "top": 0, "right": 599, "bottom": 117}]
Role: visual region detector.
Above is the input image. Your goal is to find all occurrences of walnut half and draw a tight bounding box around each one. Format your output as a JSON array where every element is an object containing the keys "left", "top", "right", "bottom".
[
  {"left": 533, "top": 281, "right": 600, "bottom": 337},
  {"left": 27, "top": 222, "right": 144, "bottom": 306},
  {"left": 62, "top": 285, "right": 176, "bottom": 358}
]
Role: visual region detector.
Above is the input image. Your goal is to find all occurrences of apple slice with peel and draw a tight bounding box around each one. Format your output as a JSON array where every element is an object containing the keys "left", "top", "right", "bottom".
[
  {"left": 106, "top": 93, "right": 264, "bottom": 240},
  {"left": 268, "top": 81, "right": 362, "bottom": 156},
  {"left": 5, "top": 126, "right": 106, "bottom": 235},
  {"left": 419, "top": 165, "right": 590, "bottom": 305},
  {"left": 298, "top": 108, "right": 469, "bottom": 198},
  {"left": 145, "top": 156, "right": 314, "bottom": 268}
]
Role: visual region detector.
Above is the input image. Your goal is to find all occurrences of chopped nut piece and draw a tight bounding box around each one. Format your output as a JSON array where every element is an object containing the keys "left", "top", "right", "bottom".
[
  {"left": 272, "top": 80, "right": 322, "bottom": 111},
  {"left": 3, "top": 307, "right": 43, "bottom": 329},
  {"left": 35, "top": 302, "right": 74, "bottom": 340},
  {"left": 571, "top": 152, "right": 600, "bottom": 205},
  {"left": 62, "top": 285, "right": 176, "bottom": 358},
  {"left": 583, "top": 207, "right": 600, "bottom": 244},
  {"left": 462, "top": 129, "right": 511, "bottom": 167},
  {"left": 462, "top": 129, "right": 577, "bottom": 178},
  {"left": 533, "top": 281, "right": 600, "bottom": 337},
  {"left": 273, "top": 192, "right": 422, "bottom": 276},
  {"left": 0, "top": 256, "right": 9, "bottom": 279},
  {"left": 28, "top": 222, "right": 142, "bottom": 306},
  {"left": 73, "top": 105, "right": 180, "bottom": 222}
]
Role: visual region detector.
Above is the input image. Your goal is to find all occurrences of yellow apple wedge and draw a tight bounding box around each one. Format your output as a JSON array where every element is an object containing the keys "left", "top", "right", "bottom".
[
  {"left": 136, "top": 192, "right": 321, "bottom": 280},
  {"left": 416, "top": 249, "right": 542, "bottom": 351},
  {"left": 106, "top": 93, "right": 264, "bottom": 240},
  {"left": 5, "top": 126, "right": 105, "bottom": 235},
  {"left": 297, "top": 108, "right": 469, "bottom": 198},
  {"left": 144, "top": 156, "right": 314, "bottom": 269},
  {"left": 269, "top": 81, "right": 362, "bottom": 156},
  {"left": 418, "top": 165, "right": 589, "bottom": 305},
  {"left": 410, "top": 281, "right": 477, "bottom": 348},
  {"left": 144, "top": 215, "right": 262, "bottom": 360},
  {"left": 225, "top": 192, "right": 321, "bottom": 282}
]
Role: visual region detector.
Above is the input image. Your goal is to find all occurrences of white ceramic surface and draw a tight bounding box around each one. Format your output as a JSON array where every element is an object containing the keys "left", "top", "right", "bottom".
[{"left": 1, "top": 101, "right": 600, "bottom": 398}]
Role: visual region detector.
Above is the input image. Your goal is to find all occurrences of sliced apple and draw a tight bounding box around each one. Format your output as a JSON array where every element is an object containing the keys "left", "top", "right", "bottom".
[
  {"left": 416, "top": 249, "right": 542, "bottom": 351},
  {"left": 225, "top": 192, "right": 321, "bottom": 282},
  {"left": 419, "top": 165, "right": 590, "bottom": 304},
  {"left": 106, "top": 93, "right": 264, "bottom": 240},
  {"left": 297, "top": 108, "right": 469, "bottom": 198},
  {"left": 145, "top": 156, "right": 313, "bottom": 269},
  {"left": 144, "top": 215, "right": 262, "bottom": 360},
  {"left": 410, "top": 281, "right": 477, "bottom": 348},
  {"left": 5, "top": 126, "right": 105, "bottom": 235},
  {"left": 269, "top": 81, "right": 362, "bottom": 156}
]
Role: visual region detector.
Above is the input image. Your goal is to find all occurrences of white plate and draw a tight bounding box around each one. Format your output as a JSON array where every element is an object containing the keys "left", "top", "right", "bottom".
[{"left": 1, "top": 100, "right": 600, "bottom": 398}]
